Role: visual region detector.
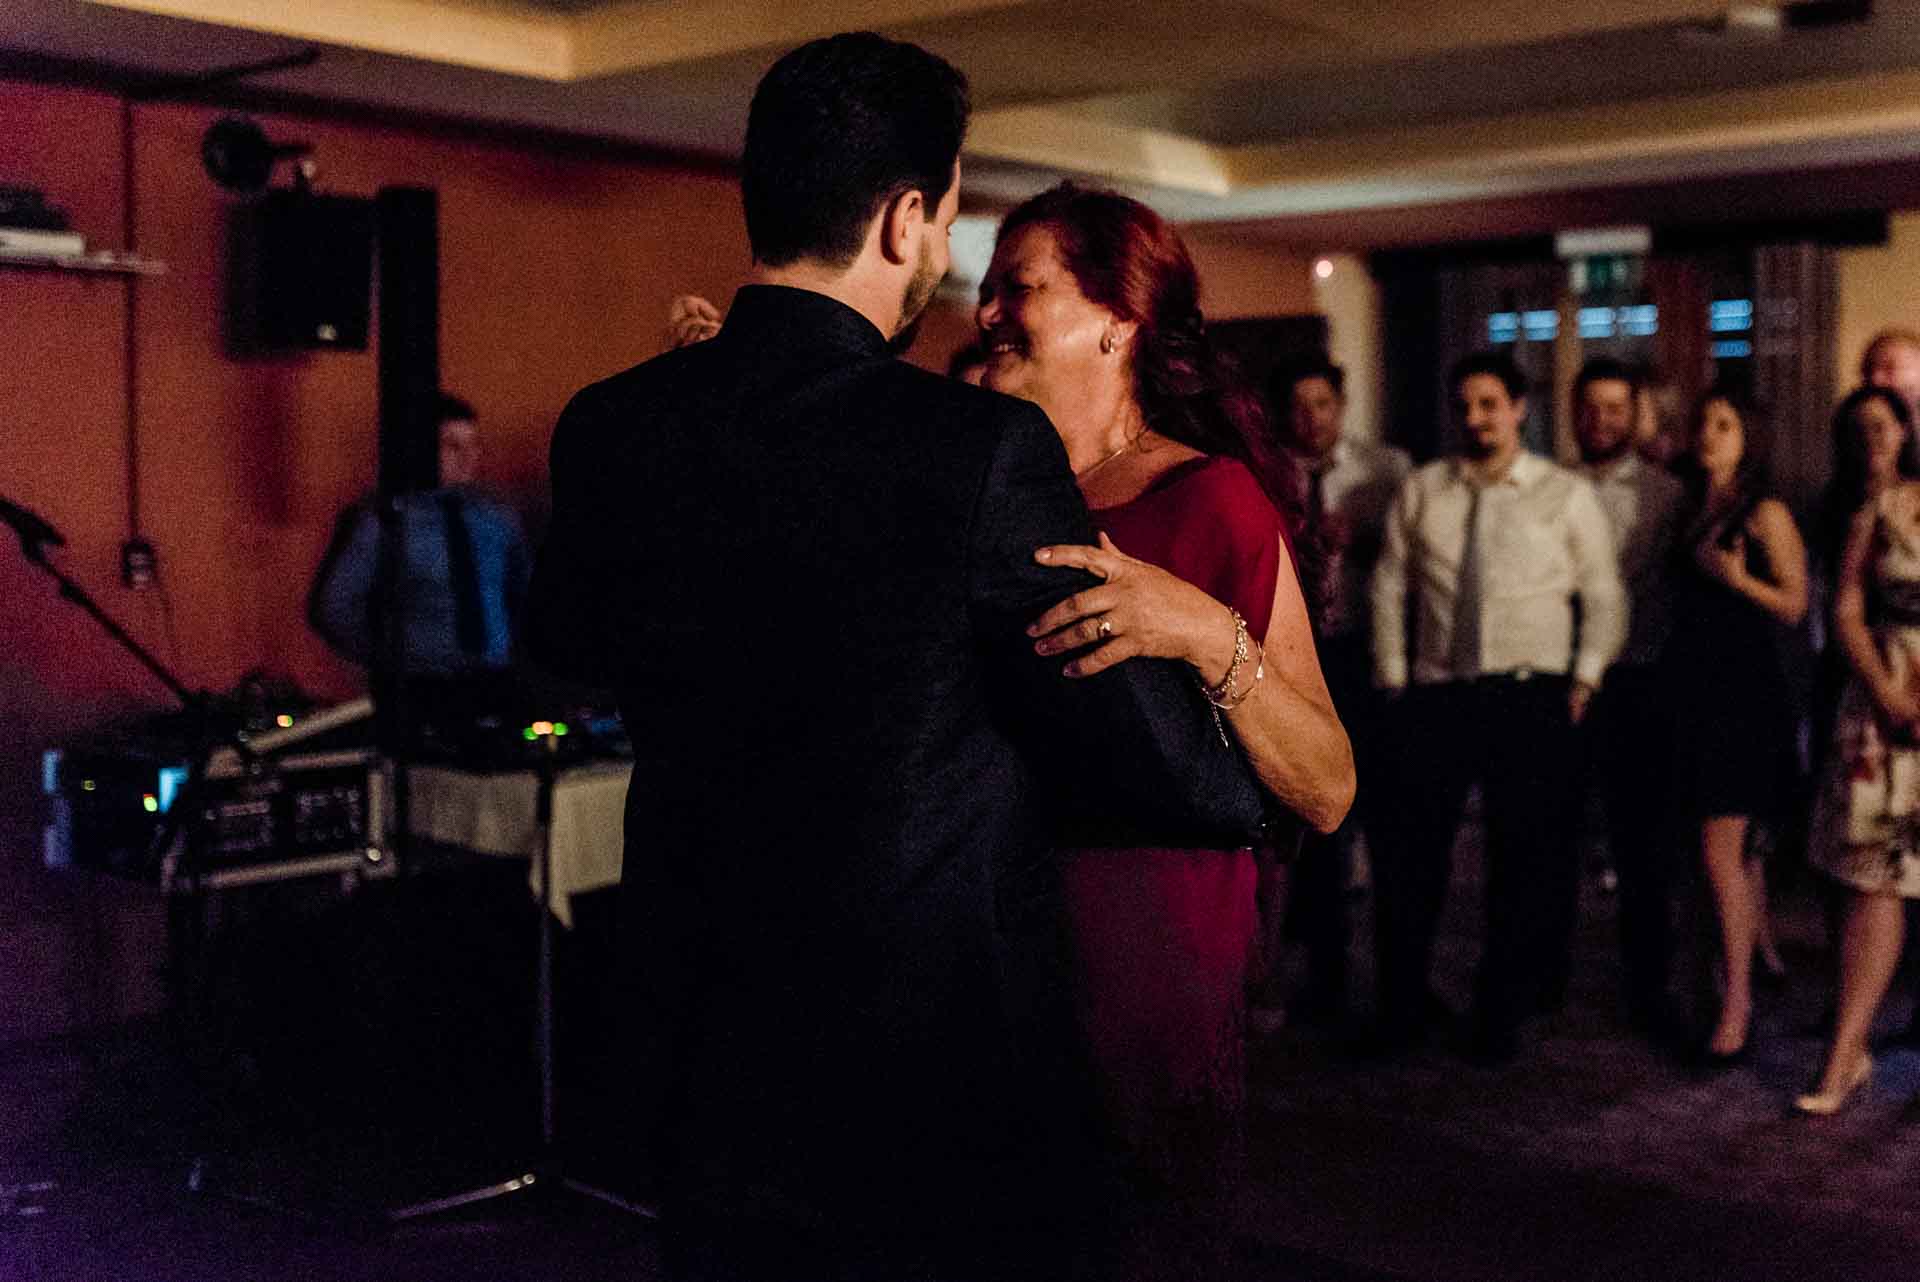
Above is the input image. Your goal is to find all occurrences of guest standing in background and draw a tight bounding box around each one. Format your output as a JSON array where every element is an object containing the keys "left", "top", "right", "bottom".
[
  {"left": 309, "top": 393, "right": 530, "bottom": 678},
  {"left": 1861, "top": 328, "right": 1920, "bottom": 423},
  {"left": 1369, "top": 351, "right": 1625, "bottom": 1064},
  {"left": 1664, "top": 389, "right": 1807, "bottom": 1066},
  {"left": 1800, "top": 460, "right": 1920, "bottom": 1113},
  {"left": 1572, "top": 358, "right": 1686, "bottom": 1043},
  {"left": 1842, "top": 347, "right": 1920, "bottom": 1051},
  {"left": 1266, "top": 357, "right": 1410, "bottom": 1025},
  {"left": 1810, "top": 388, "right": 1918, "bottom": 804}
]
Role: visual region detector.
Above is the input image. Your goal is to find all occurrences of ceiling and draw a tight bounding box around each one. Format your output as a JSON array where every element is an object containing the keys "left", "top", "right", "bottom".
[{"left": 6, "top": 0, "right": 1920, "bottom": 234}]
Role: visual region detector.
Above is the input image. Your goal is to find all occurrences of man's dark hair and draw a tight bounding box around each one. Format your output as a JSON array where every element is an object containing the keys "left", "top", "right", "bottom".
[
  {"left": 742, "top": 32, "right": 969, "bottom": 268},
  {"left": 1572, "top": 356, "right": 1641, "bottom": 404},
  {"left": 1272, "top": 356, "right": 1345, "bottom": 406},
  {"left": 1449, "top": 350, "right": 1528, "bottom": 402},
  {"left": 438, "top": 394, "right": 477, "bottom": 426}
]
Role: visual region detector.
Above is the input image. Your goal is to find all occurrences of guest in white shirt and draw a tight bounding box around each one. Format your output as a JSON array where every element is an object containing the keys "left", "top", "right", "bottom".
[
  {"left": 1369, "top": 351, "right": 1626, "bottom": 1062},
  {"left": 1569, "top": 358, "right": 1686, "bottom": 1043},
  {"left": 1265, "top": 358, "right": 1410, "bottom": 1024}
]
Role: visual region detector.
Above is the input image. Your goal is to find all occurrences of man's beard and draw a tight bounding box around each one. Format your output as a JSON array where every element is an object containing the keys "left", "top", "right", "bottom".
[
  {"left": 1581, "top": 428, "right": 1631, "bottom": 464},
  {"left": 890, "top": 239, "right": 943, "bottom": 355}
]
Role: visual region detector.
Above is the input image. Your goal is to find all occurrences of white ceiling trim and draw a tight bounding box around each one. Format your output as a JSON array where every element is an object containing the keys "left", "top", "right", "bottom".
[
  {"left": 965, "top": 65, "right": 1920, "bottom": 208},
  {"left": 968, "top": 104, "right": 1233, "bottom": 196},
  {"left": 82, "top": 0, "right": 577, "bottom": 79},
  {"left": 1225, "top": 67, "right": 1920, "bottom": 192},
  {"left": 79, "top": 0, "right": 1032, "bottom": 81},
  {"left": 565, "top": 0, "right": 1028, "bottom": 79}
]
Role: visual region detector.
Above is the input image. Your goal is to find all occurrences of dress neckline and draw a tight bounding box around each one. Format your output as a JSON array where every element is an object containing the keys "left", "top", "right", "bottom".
[{"left": 1089, "top": 454, "right": 1224, "bottom": 515}]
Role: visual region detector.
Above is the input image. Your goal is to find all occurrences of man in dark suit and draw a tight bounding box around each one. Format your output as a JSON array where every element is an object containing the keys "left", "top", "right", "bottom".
[{"left": 525, "top": 32, "right": 1265, "bottom": 1282}]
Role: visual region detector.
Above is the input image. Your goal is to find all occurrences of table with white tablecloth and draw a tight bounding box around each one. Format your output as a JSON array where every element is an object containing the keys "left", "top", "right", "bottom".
[{"left": 406, "top": 760, "right": 630, "bottom": 927}]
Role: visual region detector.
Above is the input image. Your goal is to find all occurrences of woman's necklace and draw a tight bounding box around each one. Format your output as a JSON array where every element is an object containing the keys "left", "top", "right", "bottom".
[{"left": 1074, "top": 429, "right": 1145, "bottom": 481}]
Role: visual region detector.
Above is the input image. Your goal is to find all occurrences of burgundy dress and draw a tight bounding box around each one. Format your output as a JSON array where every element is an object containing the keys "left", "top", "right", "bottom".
[{"left": 1065, "top": 455, "right": 1281, "bottom": 1194}]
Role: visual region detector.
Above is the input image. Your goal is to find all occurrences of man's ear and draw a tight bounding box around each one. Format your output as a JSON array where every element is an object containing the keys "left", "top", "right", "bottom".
[{"left": 878, "top": 187, "right": 925, "bottom": 267}]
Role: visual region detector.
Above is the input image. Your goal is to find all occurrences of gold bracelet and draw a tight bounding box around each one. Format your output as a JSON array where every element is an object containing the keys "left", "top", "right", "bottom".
[
  {"left": 1202, "top": 607, "right": 1249, "bottom": 704},
  {"left": 1211, "top": 644, "right": 1264, "bottom": 710}
]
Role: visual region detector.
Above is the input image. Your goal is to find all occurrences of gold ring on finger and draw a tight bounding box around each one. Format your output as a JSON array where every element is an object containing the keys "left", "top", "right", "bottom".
[{"left": 1097, "top": 617, "right": 1114, "bottom": 639}]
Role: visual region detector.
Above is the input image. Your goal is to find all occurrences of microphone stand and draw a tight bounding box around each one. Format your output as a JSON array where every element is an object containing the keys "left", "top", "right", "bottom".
[
  {"left": 7, "top": 514, "right": 198, "bottom": 711},
  {"left": 2, "top": 502, "right": 248, "bottom": 878},
  {"left": 3, "top": 497, "right": 272, "bottom": 1181}
]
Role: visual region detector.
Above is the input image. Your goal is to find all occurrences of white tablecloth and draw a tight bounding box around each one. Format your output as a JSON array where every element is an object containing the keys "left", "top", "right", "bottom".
[{"left": 407, "top": 760, "right": 630, "bottom": 927}]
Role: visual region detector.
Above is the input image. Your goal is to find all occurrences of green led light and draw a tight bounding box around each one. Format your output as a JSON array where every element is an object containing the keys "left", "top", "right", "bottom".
[
  {"left": 141, "top": 795, "right": 159, "bottom": 813},
  {"left": 552, "top": 722, "right": 569, "bottom": 737},
  {"left": 81, "top": 780, "right": 96, "bottom": 792},
  {"left": 523, "top": 727, "right": 538, "bottom": 741}
]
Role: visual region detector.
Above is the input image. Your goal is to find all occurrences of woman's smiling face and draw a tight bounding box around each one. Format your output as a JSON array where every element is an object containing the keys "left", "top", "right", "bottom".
[{"left": 975, "top": 221, "right": 1121, "bottom": 419}]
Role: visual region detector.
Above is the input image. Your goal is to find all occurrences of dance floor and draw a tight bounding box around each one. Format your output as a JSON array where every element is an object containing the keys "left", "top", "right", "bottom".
[{"left": 7, "top": 822, "right": 1920, "bottom": 1281}]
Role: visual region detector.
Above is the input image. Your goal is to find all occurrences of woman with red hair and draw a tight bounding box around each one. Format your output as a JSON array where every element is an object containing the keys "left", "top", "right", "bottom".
[{"left": 978, "top": 182, "right": 1353, "bottom": 1251}]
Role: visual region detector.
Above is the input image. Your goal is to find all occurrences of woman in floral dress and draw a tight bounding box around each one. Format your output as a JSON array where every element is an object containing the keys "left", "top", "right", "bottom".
[{"left": 1802, "top": 477, "right": 1920, "bottom": 1113}]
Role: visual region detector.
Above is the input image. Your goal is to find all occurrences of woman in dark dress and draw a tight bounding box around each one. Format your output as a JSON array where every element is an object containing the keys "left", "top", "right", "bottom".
[
  {"left": 1666, "top": 388, "right": 1807, "bottom": 1062},
  {"left": 974, "top": 183, "right": 1353, "bottom": 1256}
]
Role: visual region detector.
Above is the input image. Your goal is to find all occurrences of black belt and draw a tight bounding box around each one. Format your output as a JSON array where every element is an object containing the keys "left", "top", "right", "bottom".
[{"left": 1450, "top": 667, "right": 1566, "bottom": 685}]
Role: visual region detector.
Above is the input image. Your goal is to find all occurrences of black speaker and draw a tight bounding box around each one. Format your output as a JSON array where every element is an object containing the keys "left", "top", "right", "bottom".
[
  {"left": 229, "top": 190, "right": 374, "bottom": 351},
  {"left": 375, "top": 186, "right": 439, "bottom": 498}
]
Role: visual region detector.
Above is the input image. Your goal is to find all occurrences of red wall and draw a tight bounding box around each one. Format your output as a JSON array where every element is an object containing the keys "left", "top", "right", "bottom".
[{"left": 0, "top": 79, "right": 764, "bottom": 1041}]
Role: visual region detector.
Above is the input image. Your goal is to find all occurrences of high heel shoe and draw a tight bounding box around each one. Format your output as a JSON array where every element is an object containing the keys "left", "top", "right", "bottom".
[
  {"left": 1793, "top": 1054, "right": 1872, "bottom": 1116},
  {"left": 1693, "top": 1039, "right": 1751, "bottom": 1073},
  {"left": 1692, "top": 1010, "right": 1753, "bottom": 1073}
]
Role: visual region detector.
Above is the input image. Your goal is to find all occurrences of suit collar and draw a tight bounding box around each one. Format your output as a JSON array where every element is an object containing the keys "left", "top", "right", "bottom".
[{"left": 722, "top": 284, "right": 892, "bottom": 361}]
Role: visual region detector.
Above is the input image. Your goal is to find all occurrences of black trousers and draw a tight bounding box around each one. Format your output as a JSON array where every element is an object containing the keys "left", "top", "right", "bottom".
[
  {"left": 1372, "top": 675, "right": 1581, "bottom": 1034},
  {"left": 1279, "top": 638, "right": 1376, "bottom": 1006},
  {"left": 1583, "top": 663, "right": 1676, "bottom": 1017}
]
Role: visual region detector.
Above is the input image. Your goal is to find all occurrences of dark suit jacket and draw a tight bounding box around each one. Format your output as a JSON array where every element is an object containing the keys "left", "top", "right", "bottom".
[{"left": 526, "top": 285, "right": 1264, "bottom": 1247}]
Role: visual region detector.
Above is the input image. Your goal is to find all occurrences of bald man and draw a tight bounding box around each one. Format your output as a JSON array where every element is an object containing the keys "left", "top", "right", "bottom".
[{"left": 1862, "top": 329, "right": 1920, "bottom": 420}]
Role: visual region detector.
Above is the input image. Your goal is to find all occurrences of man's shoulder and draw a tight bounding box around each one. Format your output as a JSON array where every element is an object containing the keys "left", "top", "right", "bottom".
[
  {"left": 570, "top": 345, "right": 1030, "bottom": 427},
  {"left": 1404, "top": 456, "right": 1453, "bottom": 491},
  {"left": 1520, "top": 452, "right": 1598, "bottom": 495},
  {"left": 1639, "top": 457, "right": 1686, "bottom": 503},
  {"left": 1343, "top": 437, "right": 1413, "bottom": 479},
  {"left": 874, "top": 364, "right": 1058, "bottom": 459},
  {"left": 455, "top": 488, "right": 525, "bottom": 528},
  {"left": 561, "top": 342, "right": 713, "bottom": 419}
]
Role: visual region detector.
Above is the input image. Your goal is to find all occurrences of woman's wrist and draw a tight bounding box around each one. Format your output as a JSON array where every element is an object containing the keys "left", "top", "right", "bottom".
[
  {"left": 1216, "top": 639, "right": 1265, "bottom": 711},
  {"left": 1190, "top": 602, "right": 1240, "bottom": 689}
]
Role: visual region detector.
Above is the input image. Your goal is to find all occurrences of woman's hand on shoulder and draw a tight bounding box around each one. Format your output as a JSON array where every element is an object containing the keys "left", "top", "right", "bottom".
[
  {"left": 1028, "top": 532, "right": 1237, "bottom": 682},
  {"left": 665, "top": 294, "right": 722, "bottom": 350}
]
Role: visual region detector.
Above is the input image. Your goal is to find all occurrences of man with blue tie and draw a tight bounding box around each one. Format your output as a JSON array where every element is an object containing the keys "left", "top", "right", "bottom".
[{"left": 309, "top": 394, "right": 530, "bottom": 677}]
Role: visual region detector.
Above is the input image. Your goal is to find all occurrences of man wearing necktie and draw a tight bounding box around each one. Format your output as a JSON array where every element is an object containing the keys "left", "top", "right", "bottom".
[
  {"left": 310, "top": 394, "right": 530, "bottom": 679},
  {"left": 1368, "top": 351, "right": 1625, "bottom": 1063},
  {"left": 1264, "top": 360, "right": 1410, "bottom": 1025}
]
